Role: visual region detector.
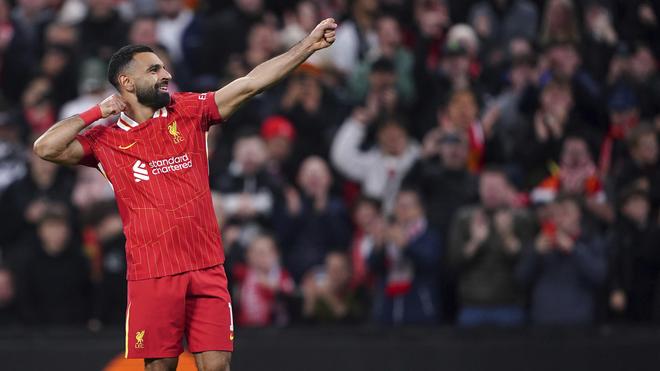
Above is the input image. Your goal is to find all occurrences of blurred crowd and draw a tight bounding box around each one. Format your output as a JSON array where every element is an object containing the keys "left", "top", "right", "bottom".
[{"left": 0, "top": 0, "right": 660, "bottom": 329}]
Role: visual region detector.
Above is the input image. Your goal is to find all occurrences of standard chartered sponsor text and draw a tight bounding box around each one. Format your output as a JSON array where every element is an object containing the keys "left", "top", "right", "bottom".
[{"left": 149, "top": 153, "right": 192, "bottom": 175}]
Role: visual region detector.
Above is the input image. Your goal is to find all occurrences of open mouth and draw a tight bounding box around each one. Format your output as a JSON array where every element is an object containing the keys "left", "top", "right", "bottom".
[{"left": 157, "top": 82, "right": 169, "bottom": 92}]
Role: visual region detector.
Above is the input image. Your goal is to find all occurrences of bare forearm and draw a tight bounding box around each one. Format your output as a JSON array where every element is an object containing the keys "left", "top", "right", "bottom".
[{"left": 33, "top": 115, "right": 86, "bottom": 164}]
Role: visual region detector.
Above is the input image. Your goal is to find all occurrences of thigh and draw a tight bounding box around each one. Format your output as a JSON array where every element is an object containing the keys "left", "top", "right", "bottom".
[
  {"left": 126, "top": 274, "right": 188, "bottom": 359},
  {"left": 185, "top": 265, "right": 234, "bottom": 353}
]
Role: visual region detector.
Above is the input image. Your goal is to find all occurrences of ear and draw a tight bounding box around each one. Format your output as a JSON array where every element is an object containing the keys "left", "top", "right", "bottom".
[{"left": 118, "top": 74, "right": 135, "bottom": 93}]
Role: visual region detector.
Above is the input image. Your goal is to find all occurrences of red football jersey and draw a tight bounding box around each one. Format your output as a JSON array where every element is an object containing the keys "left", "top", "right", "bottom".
[{"left": 76, "top": 92, "right": 224, "bottom": 280}]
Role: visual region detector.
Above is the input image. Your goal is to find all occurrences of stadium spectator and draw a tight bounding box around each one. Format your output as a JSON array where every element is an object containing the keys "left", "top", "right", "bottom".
[
  {"left": 88, "top": 201, "right": 126, "bottom": 326},
  {"left": 0, "top": 151, "right": 75, "bottom": 262},
  {"left": 468, "top": 0, "right": 538, "bottom": 54},
  {"left": 211, "top": 134, "right": 280, "bottom": 231},
  {"left": 348, "top": 196, "right": 382, "bottom": 288},
  {"left": 0, "top": 113, "right": 27, "bottom": 194},
  {"left": 368, "top": 189, "right": 442, "bottom": 325},
  {"left": 608, "top": 187, "right": 660, "bottom": 322},
  {"left": 233, "top": 234, "right": 295, "bottom": 327},
  {"left": 330, "top": 0, "right": 378, "bottom": 76},
  {"left": 517, "top": 79, "right": 575, "bottom": 186},
  {"left": 348, "top": 15, "right": 415, "bottom": 106},
  {"left": 276, "top": 156, "right": 350, "bottom": 281},
  {"left": 517, "top": 195, "right": 607, "bottom": 325},
  {"left": 279, "top": 64, "right": 345, "bottom": 161},
  {"left": 449, "top": 168, "right": 534, "bottom": 326},
  {"left": 78, "top": 0, "right": 128, "bottom": 60},
  {"left": 531, "top": 136, "right": 614, "bottom": 224},
  {"left": 260, "top": 115, "right": 298, "bottom": 187},
  {"left": 539, "top": 0, "right": 581, "bottom": 46},
  {"left": 0, "top": 265, "right": 17, "bottom": 326},
  {"left": 18, "top": 207, "right": 92, "bottom": 325},
  {"left": 614, "top": 125, "right": 660, "bottom": 211},
  {"left": 331, "top": 105, "right": 419, "bottom": 214},
  {"left": 302, "top": 251, "right": 367, "bottom": 324},
  {"left": 403, "top": 129, "right": 478, "bottom": 240},
  {"left": 155, "top": 0, "right": 195, "bottom": 65}
]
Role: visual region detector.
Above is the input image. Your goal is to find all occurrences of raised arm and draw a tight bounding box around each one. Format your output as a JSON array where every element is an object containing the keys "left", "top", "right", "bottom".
[
  {"left": 214, "top": 18, "right": 337, "bottom": 119},
  {"left": 33, "top": 95, "right": 126, "bottom": 165}
]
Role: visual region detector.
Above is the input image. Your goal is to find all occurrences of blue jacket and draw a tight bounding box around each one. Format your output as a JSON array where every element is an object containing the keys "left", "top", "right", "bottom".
[
  {"left": 516, "top": 235, "right": 607, "bottom": 325},
  {"left": 368, "top": 226, "right": 442, "bottom": 325}
]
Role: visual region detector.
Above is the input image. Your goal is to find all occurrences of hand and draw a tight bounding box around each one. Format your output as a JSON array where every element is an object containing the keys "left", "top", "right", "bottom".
[
  {"left": 352, "top": 92, "right": 379, "bottom": 125},
  {"left": 494, "top": 209, "right": 514, "bottom": 238},
  {"left": 387, "top": 223, "right": 409, "bottom": 249},
  {"left": 535, "top": 233, "right": 553, "bottom": 254},
  {"left": 421, "top": 128, "right": 442, "bottom": 158},
  {"left": 555, "top": 231, "right": 575, "bottom": 254},
  {"left": 470, "top": 210, "right": 490, "bottom": 244},
  {"left": 610, "top": 289, "right": 627, "bottom": 312},
  {"left": 99, "top": 94, "right": 126, "bottom": 118},
  {"left": 307, "top": 18, "right": 337, "bottom": 51},
  {"left": 284, "top": 187, "right": 302, "bottom": 215}
]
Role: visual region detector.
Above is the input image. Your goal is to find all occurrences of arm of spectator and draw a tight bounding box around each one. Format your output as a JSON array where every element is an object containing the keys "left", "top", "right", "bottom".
[
  {"left": 214, "top": 19, "right": 337, "bottom": 120},
  {"left": 403, "top": 231, "right": 441, "bottom": 273},
  {"left": 574, "top": 239, "right": 608, "bottom": 286},
  {"left": 366, "top": 242, "right": 387, "bottom": 275},
  {"left": 33, "top": 94, "right": 125, "bottom": 165},
  {"left": 448, "top": 208, "right": 483, "bottom": 270},
  {"left": 330, "top": 116, "right": 372, "bottom": 181},
  {"left": 515, "top": 241, "right": 544, "bottom": 287}
]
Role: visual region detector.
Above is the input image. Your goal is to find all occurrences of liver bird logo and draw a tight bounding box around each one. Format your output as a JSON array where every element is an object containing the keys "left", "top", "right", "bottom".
[
  {"left": 168, "top": 121, "right": 184, "bottom": 144},
  {"left": 135, "top": 330, "right": 145, "bottom": 349}
]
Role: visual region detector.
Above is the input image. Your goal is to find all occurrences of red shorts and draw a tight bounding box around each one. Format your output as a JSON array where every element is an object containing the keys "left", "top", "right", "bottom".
[{"left": 125, "top": 264, "right": 234, "bottom": 359}]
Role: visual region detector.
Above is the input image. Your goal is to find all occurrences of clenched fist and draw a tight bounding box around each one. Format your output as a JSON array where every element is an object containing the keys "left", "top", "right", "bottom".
[
  {"left": 99, "top": 94, "right": 127, "bottom": 118},
  {"left": 307, "top": 18, "right": 337, "bottom": 51}
]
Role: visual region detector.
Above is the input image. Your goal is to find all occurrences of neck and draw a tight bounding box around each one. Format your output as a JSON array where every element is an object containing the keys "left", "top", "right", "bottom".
[{"left": 123, "top": 94, "right": 156, "bottom": 123}]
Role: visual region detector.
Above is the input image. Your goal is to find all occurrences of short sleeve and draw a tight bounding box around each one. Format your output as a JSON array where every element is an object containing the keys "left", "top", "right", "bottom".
[
  {"left": 75, "top": 129, "right": 99, "bottom": 167},
  {"left": 199, "top": 91, "right": 223, "bottom": 131}
]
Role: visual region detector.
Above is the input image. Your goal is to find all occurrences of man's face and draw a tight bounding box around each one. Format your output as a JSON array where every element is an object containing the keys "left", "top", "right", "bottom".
[
  {"left": 622, "top": 195, "right": 649, "bottom": 225},
  {"left": 561, "top": 138, "right": 590, "bottom": 168},
  {"left": 378, "top": 124, "right": 407, "bottom": 156},
  {"left": 556, "top": 199, "right": 581, "bottom": 234},
  {"left": 479, "top": 172, "right": 510, "bottom": 209},
  {"left": 247, "top": 237, "right": 278, "bottom": 272},
  {"left": 127, "top": 52, "right": 172, "bottom": 109},
  {"left": 439, "top": 137, "right": 469, "bottom": 170},
  {"left": 394, "top": 191, "right": 423, "bottom": 224},
  {"left": 298, "top": 157, "right": 331, "bottom": 196},
  {"left": 448, "top": 92, "right": 478, "bottom": 127},
  {"left": 633, "top": 133, "right": 659, "bottom": 165},
  {"left": 377, "top": 17, "right": 401, "bottom": 47}
]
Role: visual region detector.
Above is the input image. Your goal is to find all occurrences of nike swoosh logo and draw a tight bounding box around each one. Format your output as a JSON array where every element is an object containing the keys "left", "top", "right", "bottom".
[{"left": 118, "top": 141, "right": 137, "bottom": 150}]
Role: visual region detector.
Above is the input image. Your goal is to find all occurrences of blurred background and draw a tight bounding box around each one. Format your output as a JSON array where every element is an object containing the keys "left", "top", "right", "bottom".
[{"left": 0, "top": 0, "right": 659, "bottom": 370}]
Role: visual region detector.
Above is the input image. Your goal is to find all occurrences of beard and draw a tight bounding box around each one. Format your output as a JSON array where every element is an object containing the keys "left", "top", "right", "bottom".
[{"left": 136, "top": 81, "right": 170, "bottom": 109}]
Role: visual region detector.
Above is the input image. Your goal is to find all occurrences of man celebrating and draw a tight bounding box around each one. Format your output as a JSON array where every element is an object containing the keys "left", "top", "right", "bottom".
[{"left": 33, "top": 18, "right": 337, "bottom": 371}]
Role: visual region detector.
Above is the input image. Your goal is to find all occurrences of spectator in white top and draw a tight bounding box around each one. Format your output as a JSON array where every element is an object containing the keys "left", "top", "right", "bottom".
[
  {"left": 330, "top": 0, "right": 378, "bottom": 76},
  {"left": 156, "top": 0, "right": 193, "bottom": 64},
  {"left": 331, "top": 100, "right": 420, "bottom": 214}
]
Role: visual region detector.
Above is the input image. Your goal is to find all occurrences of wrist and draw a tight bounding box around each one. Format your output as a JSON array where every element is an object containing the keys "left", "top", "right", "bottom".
[{"left": 79, "top": 105, "right": 103, "bottom": 126}]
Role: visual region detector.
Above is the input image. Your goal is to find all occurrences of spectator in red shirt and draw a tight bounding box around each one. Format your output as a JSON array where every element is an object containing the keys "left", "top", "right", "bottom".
[{"left": 233, "top": 234, "right": 295, "bottom": 327}]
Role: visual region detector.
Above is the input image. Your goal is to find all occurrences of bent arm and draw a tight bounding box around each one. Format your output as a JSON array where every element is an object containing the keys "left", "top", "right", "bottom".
[
  {"left": 215, "top": 18, "right": 337, "bottom": 119},
  {"left": 33, "top": 115, "right": 89, "bottom": 165},
  {"left": 33, "top": 94, "right": 125, "bottom": 165}
]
